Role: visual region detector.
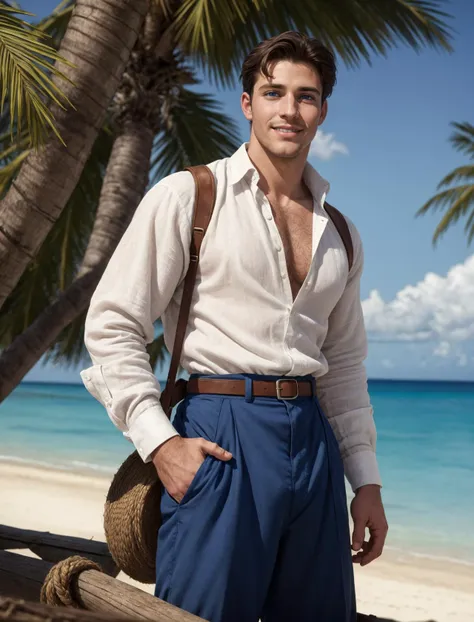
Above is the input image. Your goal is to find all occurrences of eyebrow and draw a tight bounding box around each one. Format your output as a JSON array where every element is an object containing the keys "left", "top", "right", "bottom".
[{"left": 258, "top": 83, "right": 321, "bottom": 95}]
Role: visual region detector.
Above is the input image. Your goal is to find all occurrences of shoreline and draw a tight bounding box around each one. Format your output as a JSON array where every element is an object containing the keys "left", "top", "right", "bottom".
[
  {"left": 0, "top": 454, "right": 119, "bottom": 481},
  {"left": 1, "top": 460, "right": 474, "bottom": 620}
]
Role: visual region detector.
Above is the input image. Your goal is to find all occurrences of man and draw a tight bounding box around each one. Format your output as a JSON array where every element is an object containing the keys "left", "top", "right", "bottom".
[{"left": 81, "top": 31, "right": 388, "bottom": 622}]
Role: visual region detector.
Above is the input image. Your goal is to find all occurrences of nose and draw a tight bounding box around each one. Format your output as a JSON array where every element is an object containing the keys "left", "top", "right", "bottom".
[{"left": 280, "top": 93, "right": 299, "bottom": 118}]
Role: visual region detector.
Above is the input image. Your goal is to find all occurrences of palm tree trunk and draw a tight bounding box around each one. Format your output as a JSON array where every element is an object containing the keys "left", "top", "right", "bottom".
[
  {"left": 0, "top": 0, "right": 148, "bottom": 312},
  {"left": 0, "top": 121, "right": 154, "bottom": 403}
]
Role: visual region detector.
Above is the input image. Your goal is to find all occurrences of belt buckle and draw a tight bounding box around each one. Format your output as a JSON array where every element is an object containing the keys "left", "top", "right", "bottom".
[{"left": 276, "top": 378, "right": 299, "bottom": 400}]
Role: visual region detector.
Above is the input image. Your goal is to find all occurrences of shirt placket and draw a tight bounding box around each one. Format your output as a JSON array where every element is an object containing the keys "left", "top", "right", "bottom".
[
  {"left": 254, "top": 185, "right": 294, "bottom": 305},
  {"left": 252, "top": 181, "right": 330, "bottom": 375}
]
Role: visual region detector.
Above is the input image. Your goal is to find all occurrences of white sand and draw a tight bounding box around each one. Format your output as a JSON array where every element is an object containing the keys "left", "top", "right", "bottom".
[{"left": 1, "top": 461, "right": 473, "bottom": 621}]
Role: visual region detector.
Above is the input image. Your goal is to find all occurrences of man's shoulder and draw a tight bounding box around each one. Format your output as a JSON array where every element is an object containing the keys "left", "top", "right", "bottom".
[
  {"left": 154, "top": 170, "right": 196, "bottom": 203},
  {"left": 156, "top": 153, "right": 232, "bottom": 201},
  {"left": 324, "top": 201, "right": 364, "bottom": 273},
  {"left": 325, "top": 202, "right": 362, "bottom": 243}
]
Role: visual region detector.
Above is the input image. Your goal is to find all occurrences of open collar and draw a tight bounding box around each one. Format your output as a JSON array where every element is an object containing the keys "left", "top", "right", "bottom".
[{"left": 228, "top": 143, "right": 330, "bottom": 211}]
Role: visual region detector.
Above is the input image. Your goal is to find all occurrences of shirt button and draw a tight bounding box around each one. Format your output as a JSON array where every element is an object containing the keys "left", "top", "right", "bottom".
[
  {"left": 265, "top": 210, "right": 273, "bottom": 220},
  {"left": 275, "top": 244, "right": 282, "bottom": 252}
]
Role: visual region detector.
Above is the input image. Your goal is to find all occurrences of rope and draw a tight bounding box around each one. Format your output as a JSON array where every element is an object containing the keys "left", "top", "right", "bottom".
[
  {"left": 40, "top": 556, "right": 102, "bottom": 608},
  {"left": 0, "top": 599, "right": 17, "bottom": 619}
]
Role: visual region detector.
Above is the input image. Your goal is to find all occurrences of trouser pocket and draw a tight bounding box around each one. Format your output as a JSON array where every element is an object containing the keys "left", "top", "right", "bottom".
[{"left": 164, "top": 395, "right": 226, "bottom": 507}]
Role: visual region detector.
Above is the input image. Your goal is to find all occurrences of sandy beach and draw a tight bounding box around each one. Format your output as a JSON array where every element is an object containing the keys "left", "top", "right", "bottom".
[{"left": 1, "top": 461, "right": 473, "bottom": 621}]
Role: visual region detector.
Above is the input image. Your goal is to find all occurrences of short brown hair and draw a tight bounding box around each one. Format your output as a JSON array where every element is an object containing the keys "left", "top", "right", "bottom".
[{"left": 240, "top": 31, "right": 337, "bottom": 102}]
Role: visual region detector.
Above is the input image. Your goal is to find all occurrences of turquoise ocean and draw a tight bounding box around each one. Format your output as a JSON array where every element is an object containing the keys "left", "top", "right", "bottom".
[{"left": 1, "top": 379, "right": 473, "bottom": 568}]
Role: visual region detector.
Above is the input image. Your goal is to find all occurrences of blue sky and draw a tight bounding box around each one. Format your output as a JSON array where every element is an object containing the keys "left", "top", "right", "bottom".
[{"left": 20, "top": 0, "right": 474, "bottom": 382}]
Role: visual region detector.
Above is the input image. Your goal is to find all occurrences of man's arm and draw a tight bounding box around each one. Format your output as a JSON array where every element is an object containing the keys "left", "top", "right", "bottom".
[
  {"left": 316, "top": 220, "right": 388, "bottom": 565},
  {"left": 80, "top": 173, "right": 233, "bottom": 501},
  {"left": 316, "top": 221, "right": 380, "bottom": 491},
  {"left": 80, "top": 176, "right": 191, "bottom": 461}
]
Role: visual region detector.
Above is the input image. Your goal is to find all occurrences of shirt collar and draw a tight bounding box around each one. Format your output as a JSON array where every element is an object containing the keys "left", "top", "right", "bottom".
[
  {"left": 228, "top": 142, "right": 330, "bottom": 208},
  {"left": 228, "top": 143, "right": 256, "bottom": 186}
]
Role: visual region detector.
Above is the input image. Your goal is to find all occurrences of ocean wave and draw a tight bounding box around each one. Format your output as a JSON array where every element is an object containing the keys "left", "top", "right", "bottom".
[
  {"left": 0, "top": 454, "right": 116, "bottom": 475},
  {"left": 71, "top": 460, "right": 116, "bottom": 473},
  {"left": 385, "top": 545, "right": 474, "bottom": 567}
]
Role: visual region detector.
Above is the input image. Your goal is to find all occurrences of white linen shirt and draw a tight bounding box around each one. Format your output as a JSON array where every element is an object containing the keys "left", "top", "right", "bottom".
[{"left": 80, "top": 143, "right": 381, "bottom": 492}]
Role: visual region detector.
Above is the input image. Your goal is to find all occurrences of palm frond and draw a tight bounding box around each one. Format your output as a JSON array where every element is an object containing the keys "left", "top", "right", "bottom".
[
  {"left": 0, "top": 146, "right": 29, "bottom": 195},
  {"left": 173, "top": 0, "right": 454, "bottom": 87},
  {"left": 0, "top": 90, "right": 30, "bottom": 195},
  {"left": 417, "top": 119, "right": 474, "bottom": 245},
  {"left": 0, "top": 0, "right": 74, "bottom": 190},
  {"left": 0, "top": 3, "right": 73, "bottom": 147},
  {"left": 417, "top": 184, "right": 471, "bottom": 215},
  {"left": 417, "top": 184, "right": 474, "bottom": 245},
  {"left": 36, "top": 0, "right": 75, "bottom": 48},
  {"left": 464, "top": 201, "right": 474, "bottom": 244},
  {"left": 150, "top": 87, "right": 242, "bottom": 182},
  {"left": 435, "top": 164, "right": 474, "bottom": 189},
  {"left": 0, "top": 125, "right": 114, "bottom": 349},
  {"left": 430, "top": 186, "right": 474, "bottom": 244},
  {"left": 449, "top": 122, "right": 474, "bottom": 158}
]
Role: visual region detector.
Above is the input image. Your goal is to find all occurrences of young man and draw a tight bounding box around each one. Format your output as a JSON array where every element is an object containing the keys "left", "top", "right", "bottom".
[{"left": 81, "top": 31, "right": 388, "bottom": 622}]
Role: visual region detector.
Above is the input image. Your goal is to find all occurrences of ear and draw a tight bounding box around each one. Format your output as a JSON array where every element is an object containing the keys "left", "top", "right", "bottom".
[
  {"left": 318, "top": 99, "right": 328, "bottom": 126},
  {"left": 241, "top": 92, "right": 252, "bottom": 122}
]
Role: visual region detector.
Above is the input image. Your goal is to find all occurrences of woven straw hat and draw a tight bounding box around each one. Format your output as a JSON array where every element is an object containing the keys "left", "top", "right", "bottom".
[{"left": 103, "top": 451, "right": 162, "bottom": 584}]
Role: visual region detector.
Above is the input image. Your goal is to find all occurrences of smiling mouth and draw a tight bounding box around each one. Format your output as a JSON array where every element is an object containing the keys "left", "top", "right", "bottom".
[{"left": 273, "top": 127, "right": 303, "bottom": 134}]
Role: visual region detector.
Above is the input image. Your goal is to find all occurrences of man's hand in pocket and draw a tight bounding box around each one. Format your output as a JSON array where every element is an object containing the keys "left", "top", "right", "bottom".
[{"left": 151, "top": 436, "right": 232, "bottom": 503}]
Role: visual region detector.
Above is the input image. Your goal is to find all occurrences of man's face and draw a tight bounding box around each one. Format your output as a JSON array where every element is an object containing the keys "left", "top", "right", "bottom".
[{"left": 241, "top": 60, "right": 327, "bottom": 160}]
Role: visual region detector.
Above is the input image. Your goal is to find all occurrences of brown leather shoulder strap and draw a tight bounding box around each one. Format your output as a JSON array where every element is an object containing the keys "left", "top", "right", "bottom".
[
  {"left": 324, "top": 201, "right": 354, "bottom": 272},
  {"left": 160, "top": 165, "right": 216, "bottom": 416}
]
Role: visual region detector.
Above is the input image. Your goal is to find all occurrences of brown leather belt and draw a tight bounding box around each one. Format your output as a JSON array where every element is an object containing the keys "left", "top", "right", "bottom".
[{"left": 186, "top": 377, "right": 313, "bottom": 400}]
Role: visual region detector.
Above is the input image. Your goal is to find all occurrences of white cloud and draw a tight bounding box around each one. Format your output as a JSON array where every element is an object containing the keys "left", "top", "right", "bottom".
[
  {"left": 433, "top": 341, "right": 451, "bottom": 357},
  {"left": 362, "top": 255, "right": 474, "bottom": 344},
  {"left": 309, "top": 130, "right": 349, "bottom": 161},
  {"left": 381, "top": 358, "right": 394, "bottom": 369}
]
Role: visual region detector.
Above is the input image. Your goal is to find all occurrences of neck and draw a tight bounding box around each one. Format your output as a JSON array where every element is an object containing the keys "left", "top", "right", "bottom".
[{"left": 246, "top": 137, "right": 311, "bottom": 203}]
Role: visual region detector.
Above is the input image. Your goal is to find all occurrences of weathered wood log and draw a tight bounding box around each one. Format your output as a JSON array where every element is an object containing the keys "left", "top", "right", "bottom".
[
  {"left": 0, "top": 551, "right": 53, "bottom": 602},
  {"left": 0, "top": 526, "right": 118, "bottom": 577},
  {"left": 0, "top": 596, "right": 138, "bottom": 622},
  {"left": 0, "top": 552, "right": 204, "bottom": 621}
]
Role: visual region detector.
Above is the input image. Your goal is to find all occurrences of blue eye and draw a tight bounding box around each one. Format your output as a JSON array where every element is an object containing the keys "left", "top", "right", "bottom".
[
  {"left": 299, "top": 94, "right": 315, "bottom": 101},
  {"left": 265, "top": 91, "right": 279, "bottom": 97}
]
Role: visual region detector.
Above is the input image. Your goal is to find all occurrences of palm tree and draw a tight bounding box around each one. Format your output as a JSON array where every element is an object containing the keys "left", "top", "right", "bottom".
[
  {"left": 0, "top": 0, "right": 148, "bottom": 311},
  {"left": 0, "top": 0, "right": 455, "bottom": 401},
  {"left": 0, "top": 5, "right": 241, "bottom": 400},
  {"left": 417, "top": 122, "right": 474, "bottom": 245}
]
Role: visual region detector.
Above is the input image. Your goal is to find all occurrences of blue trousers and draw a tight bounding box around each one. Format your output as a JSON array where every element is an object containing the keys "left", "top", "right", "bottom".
[{"left": 155, "top": 374, "right": 356, "bottom": 622}]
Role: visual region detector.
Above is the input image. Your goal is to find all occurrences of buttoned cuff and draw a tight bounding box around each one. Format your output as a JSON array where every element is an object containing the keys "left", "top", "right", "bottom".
[
  {"left": 343, "top": 450, "right": 382, "bottom": 492},
  {"left": 128, "top": 404, "right": 180, "bottom": 463}
]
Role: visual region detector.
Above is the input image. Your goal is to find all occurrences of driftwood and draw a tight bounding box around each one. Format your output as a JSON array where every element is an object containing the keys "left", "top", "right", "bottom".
[
  {"left": 0, "top": 596, "right": 140, "bottom": 622},
  {"left": 0, "top": 551, "right": 204, "bottom": 621},
  {"left": 0, "top": 527, "right": 118, "bottom": 578}
]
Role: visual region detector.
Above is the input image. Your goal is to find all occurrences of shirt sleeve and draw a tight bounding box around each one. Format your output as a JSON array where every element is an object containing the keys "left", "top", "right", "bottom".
[
  {"left": 316, "top": 221, "right": 382, "bottom": 492},
  {"left": 80, "top": 176, "right": 193, "bottom": 463}
]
